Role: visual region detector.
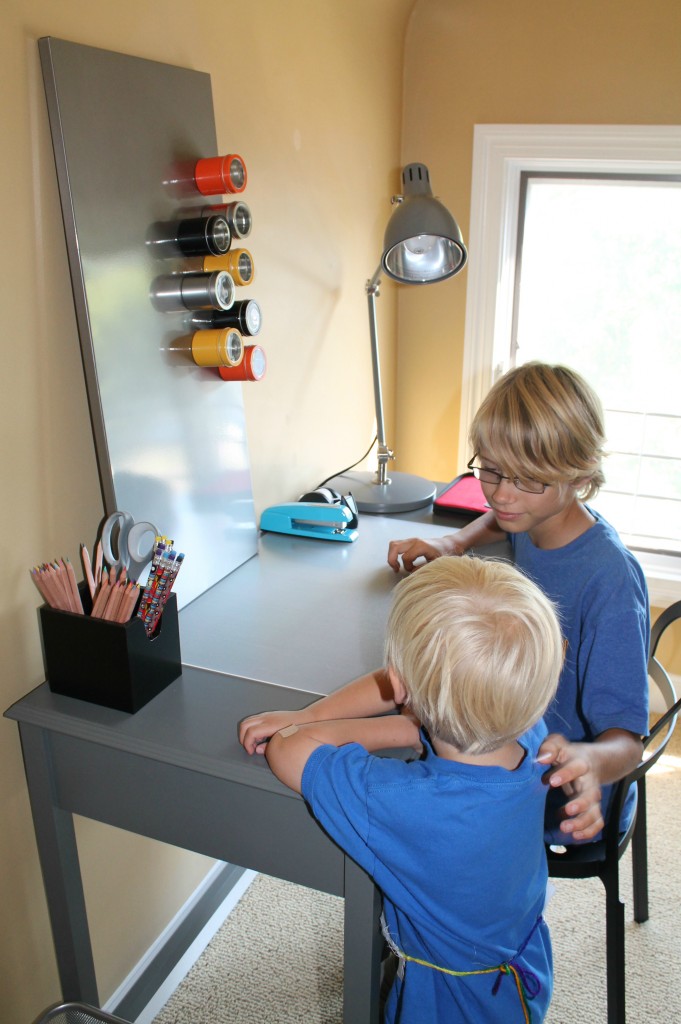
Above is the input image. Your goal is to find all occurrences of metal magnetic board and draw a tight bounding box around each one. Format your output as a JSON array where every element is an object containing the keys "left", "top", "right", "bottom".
[{"left": 39, "top": 37, "right": 257, "bottom": 608}]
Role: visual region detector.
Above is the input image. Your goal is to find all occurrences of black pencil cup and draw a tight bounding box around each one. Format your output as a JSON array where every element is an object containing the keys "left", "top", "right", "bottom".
[{"left": 39, "top": 584, "right": 182, "bottom": 713}]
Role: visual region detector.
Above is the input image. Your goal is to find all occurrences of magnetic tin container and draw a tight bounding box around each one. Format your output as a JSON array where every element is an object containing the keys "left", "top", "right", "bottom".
[
  {"left": 203, "top": 248, "right": 254, "bottom": 285},
  {"left": 152, "top": 270, "right": 235, "bottom": 312},
  {"left": 203, "top": 200, "right": 252, "bottom": 239},
  {"left": 194, "top": 153, "right": 247, "bottom": 196},
  {"left": 147, "top": 215, "right": 231, "bottom": 258},
  {"left": 191, "top": 328, "right": 244, "bottom": 367},
  {"left": 179, "top": 271, "right": 235, "bottom": 311},
  {"left": 175, "top": 215, "right": 231, "bottom": 256},
  {"left": 218, "top": 344, "right": 267, "bottom": 381},
  {"left": 191, "top": 299, "right": 261, "bottom": 336}
]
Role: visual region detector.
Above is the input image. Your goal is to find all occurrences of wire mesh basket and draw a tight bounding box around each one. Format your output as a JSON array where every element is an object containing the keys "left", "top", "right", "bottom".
[{"left": 31, "top": 1003, "right": 131, "bottom": 1024}]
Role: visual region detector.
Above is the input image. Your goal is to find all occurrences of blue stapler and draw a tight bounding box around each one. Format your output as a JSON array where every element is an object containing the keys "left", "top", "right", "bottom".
[{"left": 260, "top": 492, "right": 359, "bottom": 543}]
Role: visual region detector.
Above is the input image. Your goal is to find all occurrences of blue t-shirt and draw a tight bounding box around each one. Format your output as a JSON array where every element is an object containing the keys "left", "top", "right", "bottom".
[
  {"left": 302, "top": 722, "right": 553, "bottom": 1024},
  {"left": 511, "top": 510, "right": 649, "bottom": 841}
]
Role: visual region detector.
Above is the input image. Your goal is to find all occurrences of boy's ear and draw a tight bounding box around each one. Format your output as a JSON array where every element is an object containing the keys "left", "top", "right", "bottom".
[
  {"left": 387, "top": 666, "right": 409, "bottom": 706},
  {"left": 571, "top": 473, "right": 594, "bottom": 492}
]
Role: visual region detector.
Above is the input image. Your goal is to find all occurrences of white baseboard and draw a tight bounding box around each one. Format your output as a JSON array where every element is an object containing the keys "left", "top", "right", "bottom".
[{"left": 103, "top": 863, "right": 257, "bottom": 1023}]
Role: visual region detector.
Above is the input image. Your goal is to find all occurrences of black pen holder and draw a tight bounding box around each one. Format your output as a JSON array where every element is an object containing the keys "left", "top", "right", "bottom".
[{"left": 39, "top": 585, "right": 182, "bottom": 713}]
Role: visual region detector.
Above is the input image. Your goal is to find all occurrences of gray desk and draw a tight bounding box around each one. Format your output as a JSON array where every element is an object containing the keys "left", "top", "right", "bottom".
[
  {"left": 180, "top": 514, "right": 456, "bottom": 691},
  {"left": 7, "top": 512, "right": 467, "bottom": 1022}
]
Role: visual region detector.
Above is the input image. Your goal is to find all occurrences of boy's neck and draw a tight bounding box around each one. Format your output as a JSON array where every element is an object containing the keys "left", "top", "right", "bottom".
[
  {"left": 431, "top": 735, "right": 526, "bottom": 771},
  {"left": 529, "top": 497, "right": 596, "bottom": 550}
]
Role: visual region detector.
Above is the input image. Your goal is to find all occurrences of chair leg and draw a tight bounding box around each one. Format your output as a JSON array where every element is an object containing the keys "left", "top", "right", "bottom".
[
  {"left": 632, "top": 781, "right": 649, "bottom": 923},
  {"left": 605, "top": 893, "right": 626, "bottom": 1024}
]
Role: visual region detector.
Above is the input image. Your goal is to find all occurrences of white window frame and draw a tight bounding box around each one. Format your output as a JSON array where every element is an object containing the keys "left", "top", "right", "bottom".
[{"left": 460, "top": 124, "right": 681, "bottom": 606}]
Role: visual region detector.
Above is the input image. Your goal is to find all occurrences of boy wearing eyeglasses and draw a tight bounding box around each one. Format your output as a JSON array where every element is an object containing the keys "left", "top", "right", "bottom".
[
  {"left": 241, "top": 363, "right": 649, "bottom": 844},
  {"left": 256, "top": 556, "right": 562, "bottom": 1024},
  {"left": 385, "top": 362, "right": 649, "bottom": 842}
]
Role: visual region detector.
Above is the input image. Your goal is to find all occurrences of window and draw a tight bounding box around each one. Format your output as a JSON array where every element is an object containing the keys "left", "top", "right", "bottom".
[
  {"left": 461, "top": 126, "right": 681, "bottom": 604},
  {"left": 514, "top": 173, "right": 681, "bottom": 555}
]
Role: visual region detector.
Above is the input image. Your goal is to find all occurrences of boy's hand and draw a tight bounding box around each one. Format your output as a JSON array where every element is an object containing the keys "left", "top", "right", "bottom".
[
  {"left": 239, "top": 709, "right": 303, "bottom": 755},
  {"left": 537, "top": 733, "right": 604, "bottom": 841},
  {"left": 387, "top": 535, "right": 463, "bottom": 574}
]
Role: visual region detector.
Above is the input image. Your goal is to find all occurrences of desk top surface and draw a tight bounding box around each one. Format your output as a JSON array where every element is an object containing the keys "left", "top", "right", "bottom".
[
  {"left": 179, "top": 513, "right": 455, "bottom": 694},
  {"left": 6, "top": 664, "right": 317, "bottom": 796}
]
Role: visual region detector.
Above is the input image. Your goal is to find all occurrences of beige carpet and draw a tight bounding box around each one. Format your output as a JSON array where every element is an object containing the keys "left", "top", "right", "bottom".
[{"left": 153, "top": 756, "right": 681, "bottom": 1024}]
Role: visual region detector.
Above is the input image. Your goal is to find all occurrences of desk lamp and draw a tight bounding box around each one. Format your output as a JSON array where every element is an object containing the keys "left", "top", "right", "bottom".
[{"left": 327, "top": 163, "right": 467, "bottom": 513}]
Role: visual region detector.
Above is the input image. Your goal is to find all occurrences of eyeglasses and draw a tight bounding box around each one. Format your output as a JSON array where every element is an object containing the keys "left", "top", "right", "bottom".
[{"left": 467, "top": 457, "right": 548, "bottom": 495}]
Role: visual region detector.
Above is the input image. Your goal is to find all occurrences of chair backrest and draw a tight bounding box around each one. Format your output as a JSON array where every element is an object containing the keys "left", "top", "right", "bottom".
[
  {"left": 602, "top": 650, "right": 679, "bottom": 851},
  {"left": 643, "top": 599, "right": 681, "bottom": 781},
  {"left": 631, "top": 657, "right": 679, "bottom": 782}
]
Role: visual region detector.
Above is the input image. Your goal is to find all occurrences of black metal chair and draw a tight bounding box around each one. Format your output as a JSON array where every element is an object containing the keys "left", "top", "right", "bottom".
[{"left": 547, "top": 599, "right": 681, "bottom": 1024}]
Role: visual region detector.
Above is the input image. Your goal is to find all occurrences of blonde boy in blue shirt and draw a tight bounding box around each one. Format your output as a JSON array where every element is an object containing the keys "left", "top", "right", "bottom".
[{"left": 252, "top": 556, "right": 563, "bottom": 1023}]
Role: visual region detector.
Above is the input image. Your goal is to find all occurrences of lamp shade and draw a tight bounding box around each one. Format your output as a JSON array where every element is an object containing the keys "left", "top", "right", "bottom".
[{"left": 382, "top": 163, "right": 467, "bottom": 284}]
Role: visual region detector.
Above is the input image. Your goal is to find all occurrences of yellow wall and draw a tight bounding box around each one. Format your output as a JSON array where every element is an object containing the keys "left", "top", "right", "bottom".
[
  {"left": 397, "top": 0, "right": 681, "bottom": 682},
  {"left": 651, "top": 605, "right": 681, "bottom": 681},
  {"left": 0, "top": 1, "right": 414, "bottom": 1018},
  {"left": 398, "top": 0, "right": 681, "bottom": 484}
]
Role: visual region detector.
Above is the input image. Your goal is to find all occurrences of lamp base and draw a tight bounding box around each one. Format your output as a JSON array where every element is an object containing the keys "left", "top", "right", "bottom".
[{"left": 325, "top": 470, "right": 436, "bottom": 514}]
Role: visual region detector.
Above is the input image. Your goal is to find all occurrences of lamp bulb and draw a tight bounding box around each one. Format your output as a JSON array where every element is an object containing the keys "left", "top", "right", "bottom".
[{"left": 404, "top": 234, "right": 437, "bottom": 256}]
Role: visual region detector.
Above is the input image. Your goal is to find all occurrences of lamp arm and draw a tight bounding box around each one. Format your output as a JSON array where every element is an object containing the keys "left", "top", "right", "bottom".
[{"left": 366, "top": 266, "right": 394, "bottom": 485}]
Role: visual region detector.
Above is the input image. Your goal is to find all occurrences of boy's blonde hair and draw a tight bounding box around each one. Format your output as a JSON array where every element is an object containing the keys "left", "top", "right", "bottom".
[
  {"left": 470, "top": 362, "right": 606, "bottom": 500},
  {"left": 384, "top": 556, "right": 563, "bottom": 754}
]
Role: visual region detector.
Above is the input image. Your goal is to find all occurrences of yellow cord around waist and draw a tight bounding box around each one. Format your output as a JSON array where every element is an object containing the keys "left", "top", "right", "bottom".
[{"left": 381, "top": 915, "right": 543, "bottom": 1024}]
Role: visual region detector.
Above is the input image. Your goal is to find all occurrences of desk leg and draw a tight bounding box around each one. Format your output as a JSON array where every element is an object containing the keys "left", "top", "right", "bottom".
[
  {"left": 343, "top": 856, "right": 382, "bottom": 1024},
  {"left": 19, "top": 723, "right": 99, "bottom": 1005}
]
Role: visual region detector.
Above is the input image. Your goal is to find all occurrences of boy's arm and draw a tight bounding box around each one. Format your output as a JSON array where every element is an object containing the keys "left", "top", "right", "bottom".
[
  {"left": 387, "top": 510, "right": 507, "bottom": 573},
  {"left": 265, "top": 715, "right": 422, "bottom": 794},
  {"left": 239, "top": 668, "right": 398, "bottom": 754},
  {"left": 538, "top": 728, "right": 643, "bottom": 841}
]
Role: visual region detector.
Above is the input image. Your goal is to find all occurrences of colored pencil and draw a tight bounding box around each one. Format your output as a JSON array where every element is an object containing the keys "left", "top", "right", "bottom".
[
  {"left": 81, "top": 544, "right": 96, "bottom": 599},
  {"left": 30, "top": 531, "right": 183, "bottom": 630}
]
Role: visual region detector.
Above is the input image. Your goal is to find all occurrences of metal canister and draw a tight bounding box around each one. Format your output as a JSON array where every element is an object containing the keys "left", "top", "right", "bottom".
[
  {"left": 218, "top": 344, "right": 267, "bottom": 381},
  {"left": 191, "top": 328, "right": 244, "bottom": 367},
  {"left": 203, "top": 201, "right": 252, "bottom": 239},
  {"left": 191, "top": 299, "right": 261, "bottom": 336},
  {"left": 203, "top": 248, "right": 254, "bottom": 286},
  {"left": 152, "top": 271, "right": 235, "bottom": 312},
  {"left": 194, "top": 154, "right": 247, "bottom": 196},
  {"left": 174, "top": 215, "right": 231, "bottom": 256}
]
